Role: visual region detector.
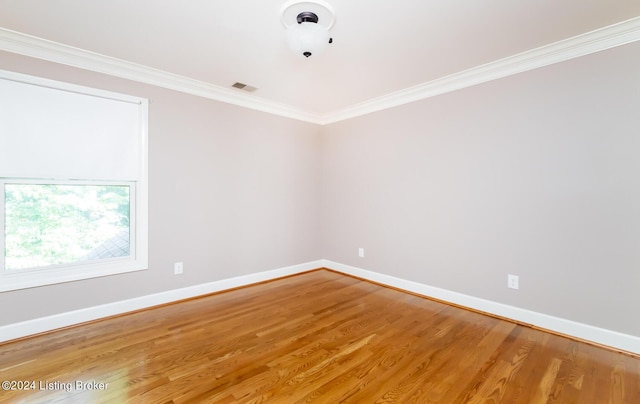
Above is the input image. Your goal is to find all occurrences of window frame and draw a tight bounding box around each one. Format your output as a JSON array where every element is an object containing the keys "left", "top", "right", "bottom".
[{"left": 0, "top": 70, "right": 148, "bottom": 292}]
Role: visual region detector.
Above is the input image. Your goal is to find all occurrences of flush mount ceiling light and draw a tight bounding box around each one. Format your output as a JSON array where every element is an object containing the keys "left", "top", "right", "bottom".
[{"left": 280, "top": 0, "right": 335, "bottom": 58}]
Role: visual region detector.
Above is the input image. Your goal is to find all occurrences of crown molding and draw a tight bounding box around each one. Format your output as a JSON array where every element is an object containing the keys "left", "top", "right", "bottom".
[
  {"left": 1, "top": 16, "right": 640, "bottom": 126},
  {"left": 0, "top": 27, "right": 324, "bottom": 125},
  {"left": 321, "top": 16, "right": 640, "bottom": 124}
]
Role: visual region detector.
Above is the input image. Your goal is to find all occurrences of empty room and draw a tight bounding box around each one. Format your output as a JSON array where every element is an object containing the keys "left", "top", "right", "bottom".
[{"left": 1, "top": 1, "right": 640, "bottom": 402}]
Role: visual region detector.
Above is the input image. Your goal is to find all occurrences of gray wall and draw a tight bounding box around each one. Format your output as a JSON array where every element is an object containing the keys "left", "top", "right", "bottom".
[
  {"left": 0, "top": 52, "right": 322, "bottom": 325},
  {"left": 320, "top": 41, "right": 640, "bottom": 337},
  {"left": 2, "top": 41, "right": 640, "bottom": 338}
]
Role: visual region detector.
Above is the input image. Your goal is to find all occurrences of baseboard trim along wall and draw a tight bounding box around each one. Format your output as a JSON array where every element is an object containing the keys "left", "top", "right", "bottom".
[
  {"left": 2, "top": 259, "right": 639, "bottom": 355},
  {"left": 322, "top": 260, "right": 640, "bottom": 356},
  {"left": 0, "top": 260, "right": 324, "bottom": 344}
]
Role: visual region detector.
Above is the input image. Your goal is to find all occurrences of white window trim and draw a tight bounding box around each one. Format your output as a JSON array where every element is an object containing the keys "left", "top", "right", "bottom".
[{"left": 0, "top": 70, "right": 148, "bottom": 292}]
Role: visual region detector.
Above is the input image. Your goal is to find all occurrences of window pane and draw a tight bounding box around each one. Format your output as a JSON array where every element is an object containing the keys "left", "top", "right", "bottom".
[{"left": 4, "top": 183, "right": 131, "bottom": 271}]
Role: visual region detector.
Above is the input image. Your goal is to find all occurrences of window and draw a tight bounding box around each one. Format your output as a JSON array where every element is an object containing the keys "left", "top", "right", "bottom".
[
  {"left": 4, "top": 181, "right": 132, "bottom": 270},
  {"left": 0, "top": 70, "right": 148, "bottom": 291}
]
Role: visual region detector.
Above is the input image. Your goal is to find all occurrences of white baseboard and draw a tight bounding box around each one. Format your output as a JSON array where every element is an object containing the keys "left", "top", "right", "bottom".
[
  {"left": 0, "top": 260, "right": 323, "bottom": 343},
  {"left": 3, "top": 259, "right": 639, "bottom": 355},
  {"left": 322, "top": 260, "right": 640, "bottom": 355}
]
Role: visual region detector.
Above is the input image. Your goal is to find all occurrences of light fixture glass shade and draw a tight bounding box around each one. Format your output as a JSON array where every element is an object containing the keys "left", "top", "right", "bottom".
[{"left": 286, "top": 21, "right": 330, "bottom": 57}]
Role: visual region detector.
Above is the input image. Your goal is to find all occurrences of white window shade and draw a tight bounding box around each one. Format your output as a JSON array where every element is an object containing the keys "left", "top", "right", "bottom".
[
  {"left": 0, "top": 69, "right": 148, "bottom": 291},
  {"left": 0, "top": 73, "right": 144, "bottom": 181}
]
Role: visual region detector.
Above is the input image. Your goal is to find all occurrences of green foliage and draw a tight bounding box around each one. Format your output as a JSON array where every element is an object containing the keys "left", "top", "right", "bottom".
[{"left": 4, "top": 183, "right": 130, "bottom": 270}]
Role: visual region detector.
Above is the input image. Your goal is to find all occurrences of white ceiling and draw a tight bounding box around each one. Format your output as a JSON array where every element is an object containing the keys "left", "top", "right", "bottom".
[{"left": 0, "top": 1, "right": 639, "bottom": 120}]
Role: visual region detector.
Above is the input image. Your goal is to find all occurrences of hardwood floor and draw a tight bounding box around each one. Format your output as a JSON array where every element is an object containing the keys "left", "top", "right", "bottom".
[{"left": 1, "top": 269, "right": 638, "bottom": 403}]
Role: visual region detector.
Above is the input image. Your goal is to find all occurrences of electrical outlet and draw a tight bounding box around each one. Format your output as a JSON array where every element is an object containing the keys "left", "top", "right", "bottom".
[
  {"left": 358, "top": 248, "right": 365, "bottom": 258},
  {"left": 174, "top": 262, "right": 184, "bottom": 275},
  {"left": 507, "top": 274, "right": 519, "bottom": 290}
]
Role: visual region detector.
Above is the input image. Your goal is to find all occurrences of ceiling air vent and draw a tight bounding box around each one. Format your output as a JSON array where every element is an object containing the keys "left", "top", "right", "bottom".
[{"left": 231, "top": 82, "right": 257, "bottom": 92}]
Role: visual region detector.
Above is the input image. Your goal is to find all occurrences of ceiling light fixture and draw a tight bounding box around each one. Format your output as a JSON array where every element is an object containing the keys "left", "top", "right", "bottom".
[{"left": 280, "top": 0, "right": 335, "bottom": 58}]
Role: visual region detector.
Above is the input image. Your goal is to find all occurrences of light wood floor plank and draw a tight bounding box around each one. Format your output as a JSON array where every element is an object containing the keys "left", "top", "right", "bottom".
[{"left": 1, "top": 269, "right": 638, "bottom": 403}]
